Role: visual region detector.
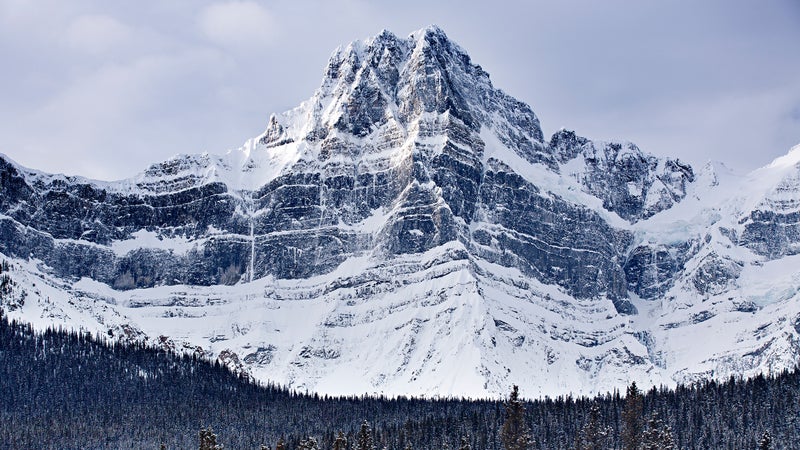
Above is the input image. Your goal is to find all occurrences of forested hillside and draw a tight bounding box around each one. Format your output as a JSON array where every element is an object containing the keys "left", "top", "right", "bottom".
[{"left": 0, "top": 309, "right": 796, "bottom": 449}]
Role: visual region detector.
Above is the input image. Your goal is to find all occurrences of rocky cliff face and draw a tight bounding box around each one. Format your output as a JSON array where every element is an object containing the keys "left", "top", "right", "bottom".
[{"left": 1, "top": 26, "right": 799, "bottom": 398}]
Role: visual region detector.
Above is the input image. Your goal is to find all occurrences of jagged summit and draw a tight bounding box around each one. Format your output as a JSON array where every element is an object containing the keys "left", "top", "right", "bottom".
[
  {"left": 255, "top": 27, "right": 547, "bottom": 193},
  {"left": 256, "top": 27, "right": 692, "bottom": 225},
  {"left": 1, "top": 27, "right": 800, "bottom": 398}
]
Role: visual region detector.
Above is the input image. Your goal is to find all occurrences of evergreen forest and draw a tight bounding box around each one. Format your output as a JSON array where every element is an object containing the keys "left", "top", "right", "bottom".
[{"left": 0, "top": 309, "right": 797, "bottom": 449}]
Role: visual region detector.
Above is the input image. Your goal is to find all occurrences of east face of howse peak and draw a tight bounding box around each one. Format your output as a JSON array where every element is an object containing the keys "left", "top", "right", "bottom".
[{"left": 0, "top": 27, "right": 798, "bottom": 398}]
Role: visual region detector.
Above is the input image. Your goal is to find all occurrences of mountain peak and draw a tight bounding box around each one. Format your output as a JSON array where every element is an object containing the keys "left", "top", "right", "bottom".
[
  {"left": 3, "top": 26, "right": 800, "bottom": 400},
  {"left": 320, "top": 25, "right": 467, "bottom": 91},
  {"left": 408, "top": 24, "right": 451, "bottom": 47},
  {"left": 410, "top": 24, "right": 447, "bottom": 38},
  {"left": 302, "top": 26, "right": 546, "bottom": 157}
]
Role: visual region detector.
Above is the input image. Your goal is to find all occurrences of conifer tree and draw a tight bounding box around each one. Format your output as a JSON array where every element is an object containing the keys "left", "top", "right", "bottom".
[
  {"left": 356, "top": 420, "right": 374, "bottom": 450},
  {"left": 275, "top": 437, "right": 286, "bottom": 450},
  {"left": 334, "top": 431, "right": 348, "bottom": 450},
  {"left": 199, "top": 427, "right": 223, "bottom": 450},
  {"left": 640, "top": 414, "right": 676, "bottom": 450},
  {"left": 501, "top": 385, "right": 532, "bottom": 450},
  {"left": 459, "top": 436, "right": 471, "bottom": 450},
  {"left": 575, "top": 405, "right": 609, "bottom": 450},
  {"left": 621, "top": 382, "right": 644, "bottom": 450},
  {"left": 758, "top": 431, "right": 772, "bottom": 450},
  {"left": 298, "top": 436, "right": 319, "bottom": 450}
]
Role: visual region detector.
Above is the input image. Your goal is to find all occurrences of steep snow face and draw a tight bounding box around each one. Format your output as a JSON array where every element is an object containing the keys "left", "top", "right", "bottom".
[{"left": 1, "top": 27, "right": 800, "bottom": 398}]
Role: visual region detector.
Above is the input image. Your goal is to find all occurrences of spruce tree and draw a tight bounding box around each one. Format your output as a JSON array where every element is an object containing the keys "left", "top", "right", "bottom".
[
  {"left": 356, "top": 420, "right": 374, "bottom": 450},
  {"left": 575, "top": 405, "right": 609, "bottom": 450},
  {"left": 640, "top": 414, "right": 676, "bottom": 450},
  {"left": 275, "top": 437, "right": 286, "bottom": 450},
  {"left": 334, "top": 431, "right": 348, "bottom": 450},
  {"left": 199, "top": 427, "right": 223, "bottom": 450},
  {"left": 298, "top": 437, "right": 319, "bottom": 450},
  {"left": 758, "top": 431, "right": 772, "bottom": 450},
  {"left": 621, "top": 382, "right": 644, "bottom": 450},
  {"left": 501, "top": 385, "right": 532, "bottom": 450}
]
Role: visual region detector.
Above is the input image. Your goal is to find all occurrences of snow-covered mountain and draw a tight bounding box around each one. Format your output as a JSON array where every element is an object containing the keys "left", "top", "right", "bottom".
[{"left": 1, "top": 26, "right": 799, "bottom": 398}]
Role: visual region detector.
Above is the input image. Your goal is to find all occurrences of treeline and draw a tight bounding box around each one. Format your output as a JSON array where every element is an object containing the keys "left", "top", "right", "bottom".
[{"left": 0, "top": 308, "right": 798, "bottom": 449}]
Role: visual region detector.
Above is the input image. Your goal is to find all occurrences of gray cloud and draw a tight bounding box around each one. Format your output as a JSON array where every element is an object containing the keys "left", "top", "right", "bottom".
[
  {"left": 198, "top": 1, "right": 279, "bottom": 49},
  {"left": 0, "top": 0, "right": 798, "bottom": 180},
  {"left": 65, "top": 14, "right": 133, "bottom": 55}
]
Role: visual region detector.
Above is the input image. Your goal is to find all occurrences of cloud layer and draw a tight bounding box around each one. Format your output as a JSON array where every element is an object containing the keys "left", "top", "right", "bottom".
[
  {"left": 0, "top": 0, "right": 798, "bottom": 180},
  {"left": 198, "top": 1, "right": 278, "bottom": 49}
]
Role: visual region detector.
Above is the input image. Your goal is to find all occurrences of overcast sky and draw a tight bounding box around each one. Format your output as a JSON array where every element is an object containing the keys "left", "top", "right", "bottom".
[{"left": 1, "top": 0, "right": 799, "bottom": 180}]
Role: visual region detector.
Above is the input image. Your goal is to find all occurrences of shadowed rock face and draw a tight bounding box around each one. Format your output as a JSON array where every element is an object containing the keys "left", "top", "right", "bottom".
[
  {"left": 0, "top": 26, "right": 694, "bottom": 308},
  {"left": 741, "top": 209, "right": 800, "bottom": 259},
  {"left": 623, "top": 243, "right": 694, "bottom": 300},
  {"left": 473, "top": 162, "right": 632, "bottom": 304},
  {"left": 549, "top": 129, "right": 695, "bottom": 223}
]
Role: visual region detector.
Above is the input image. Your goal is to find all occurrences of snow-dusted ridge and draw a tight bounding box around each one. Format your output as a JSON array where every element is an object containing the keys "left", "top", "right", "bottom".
[{"left": 1, "top": 26, "right": 800, "bottom": 399}]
